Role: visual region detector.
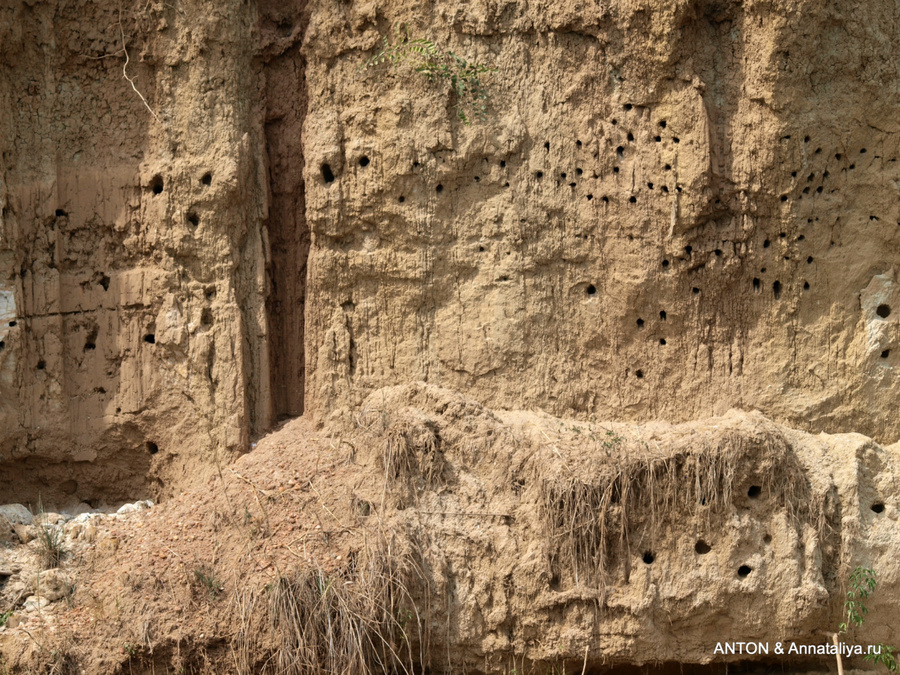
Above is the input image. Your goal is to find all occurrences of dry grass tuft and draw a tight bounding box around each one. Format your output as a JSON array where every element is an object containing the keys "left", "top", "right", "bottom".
[
  {"left": 231, "top": 534, "right": 427, "bottom": 675},
  {"left": 382, "top": 417, "right": 444, "bottom": 492}
]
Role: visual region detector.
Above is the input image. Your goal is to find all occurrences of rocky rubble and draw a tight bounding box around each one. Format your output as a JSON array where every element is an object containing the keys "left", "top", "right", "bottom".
[{"left": 0, "top": 500, "right": 152, "bottom": 629}]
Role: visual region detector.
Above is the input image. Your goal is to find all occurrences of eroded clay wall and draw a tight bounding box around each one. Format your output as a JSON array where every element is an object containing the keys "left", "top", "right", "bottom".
[
  {"left": 0, "top": 0, "right": 277, "bottom": 503},
  {"left": 302, "top": 0, "right": 900, "bottom": 443}
]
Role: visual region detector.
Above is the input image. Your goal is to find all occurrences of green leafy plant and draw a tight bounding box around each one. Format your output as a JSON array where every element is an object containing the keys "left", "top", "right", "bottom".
[
  {"left": 840, "top": 566, "right": 876, "bottom": 632},
  {"left": 0, "top": 610, "right": 12, "bottom": 628},
  {"left": 837, "top": 567, "right": 898, "bottom": 672},
  {"left": 362, "top": 23, "right": 495, "bottom": 125},
  {"left": 193, "top": 566, "right": 224, "bottom": 598}
]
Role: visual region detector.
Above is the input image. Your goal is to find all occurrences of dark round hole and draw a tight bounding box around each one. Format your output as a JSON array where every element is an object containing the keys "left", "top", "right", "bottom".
[
  {"left": 642, "top": 551, "right": 654, "bottom": 564},
  {"left": 659, "top": 338, "right": 666, "bottom": 345},
  {"left": 714, "top": 249, "right": 722, "bottom": 256},
  {"left": 586, "top": 284, "right": 597, "bottom": 296},
  {"left": 36, "top": 360, "right": 46, "bottom": 370},
  {"left": 753, "top": 278, "right": 761, "bottom": 291},
  {"left": 662, "top": 260, "right": 669, "bottom": 268},
  {"left": 7, "top": 321, "right": 15, "bottom": 327},
  {"left": 636, "top": 318, "right": 644, "bottom": 328},
  {"left": 692, "top": 287, "right": 700, "bottom": 294},
  {"left": 320, "top": 163, "right": 335, "bottom": 183},
  {"left": 201, "top": 172, "right": 212, "bottom": 186},
  {"left": 871, "top": 502, "right": 885, "bottom": 514},
  {"left": 500, "top": 160, "right": 506, "bottom": 168},
  {"left": 695, "top": 540, "right": 711, "bottom": 555},
  {"left": 144, "top": 334, "right": 156, "bottom": 344},
  {"left": 763, "top": 533, "right": 772, "bottom": 544},
  {"left": 629, "top": 196, "right": 637, "bottom": 203},
  {"left": 624, "top": 103, "right": 633, "bottom": 111},
  {"left": 659, "top": 310, "right": 667, "bottom": 320},
  {"left": 763, "top": 239, "right": 770, "bottom": 248},
  {"left": 803, "top": 282, "right": 810, "bottom": 290},
  {"left": 876, "top": 304, "right": 891, "bottom": 318},
  {"left": 627, "top": 132, "right": 634, "bottom": 142},
  {"left": 807, "top": 256, "right": 814, "bottom": 264},
  {"left": 0, "top": 341, "right": 4, "bottom": 351},
  {"left": 635, "top": 369, "right": 644, "bottom": 378},
  {"left": 187, "top": 212, "right": 199, "bottom": 227},
  {"left": 684, "top": 245, "right": 692, "bottom": 255},
  {"left": 737, "top": 565, "right": 752, "bottom": 578},
  {"left": 147, "top": 442, "right": 159, "bottom": 455},
  {"left": 748, "top": 485, "right": 762, "bottom": 498},
  {"left": 398, "top": 196, "right": 405, "bottom": 203},
  {"left": 358, "top": 156, "right": 370, "bottom": 167},
  {"left": 55, "top": 209, "right": 67, "bottom": 217},
  {"left": 150, "top": 175, "right": 164, "bottom": 194},
  {"left": 436, "top": 183, "right": 444, "bottom": 192},
  {"left": 84, "top": 342, "right": 96, "bottom": 351},
  {"left": 881, "top": 349, "right": 890, "bottom": 359}
]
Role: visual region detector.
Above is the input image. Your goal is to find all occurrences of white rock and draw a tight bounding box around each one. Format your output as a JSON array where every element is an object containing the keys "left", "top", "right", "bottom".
[
  {"left": 116, "top": 500, "right": 153, "bottom": 515},
  {"left": 0, "top": 505, "right": 32, "bottom": 525},
  {"left": 23, "top": 596, "right": 50, "bottom": 612},
  {"left": 33, "top": 568, "right": 71, "bottom": 602}
]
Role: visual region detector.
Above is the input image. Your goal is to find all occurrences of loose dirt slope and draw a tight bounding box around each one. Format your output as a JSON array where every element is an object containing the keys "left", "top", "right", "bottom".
[{"left": 1, "top": 384, "right": 897, "bottom": 673}]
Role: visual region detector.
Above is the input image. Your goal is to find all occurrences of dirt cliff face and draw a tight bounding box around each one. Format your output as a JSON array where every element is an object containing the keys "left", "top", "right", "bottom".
[
  {"left": 3, "top": 0, "right": 899, "bottom": 508},
  {"left": 304, "top": 0, "right": 900, "bottom": 444},
  {"left": 0, "top": 0, "right": 296, "bottom": 503},
  {"left": 2, "top": 0, "right": 900, "bottom": 672}
]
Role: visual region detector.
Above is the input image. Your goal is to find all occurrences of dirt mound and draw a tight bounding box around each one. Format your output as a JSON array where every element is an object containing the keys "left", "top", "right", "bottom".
[{"left": 1, "top": 384, "right": 895, "bottom": 673}]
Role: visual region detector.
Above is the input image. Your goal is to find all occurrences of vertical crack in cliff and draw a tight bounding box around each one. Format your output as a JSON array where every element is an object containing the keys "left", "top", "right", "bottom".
[{"left": 260, "top": 0, "right": 310, "bottom": 421}]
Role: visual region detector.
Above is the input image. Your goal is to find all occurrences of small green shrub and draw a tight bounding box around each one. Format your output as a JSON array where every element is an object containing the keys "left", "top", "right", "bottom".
[
  {"left": 839, "top": 567, "right": 898, "bottom": 672},
  {"left": 362, "top": 23, "right": 495, "bottom": 125},
  {"left": 193, "top": 566, "right": 224, "bottom": 598}
]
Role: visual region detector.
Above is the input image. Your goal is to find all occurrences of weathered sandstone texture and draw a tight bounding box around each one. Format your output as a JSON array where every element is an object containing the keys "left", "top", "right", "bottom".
[
  {"left": 304, "top": 0, "right": 900, "bottom": 443},
  {"left": 1, "top": 0, "right": 900, "bottom": 671},
  {"left": 0, "top": 0, "right": 306, "bottom": 502}
]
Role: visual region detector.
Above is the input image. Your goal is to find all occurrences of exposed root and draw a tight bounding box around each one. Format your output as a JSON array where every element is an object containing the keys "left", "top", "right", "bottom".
[{"left": 540, "top": 425, "right": 830, "bottom": 587}]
